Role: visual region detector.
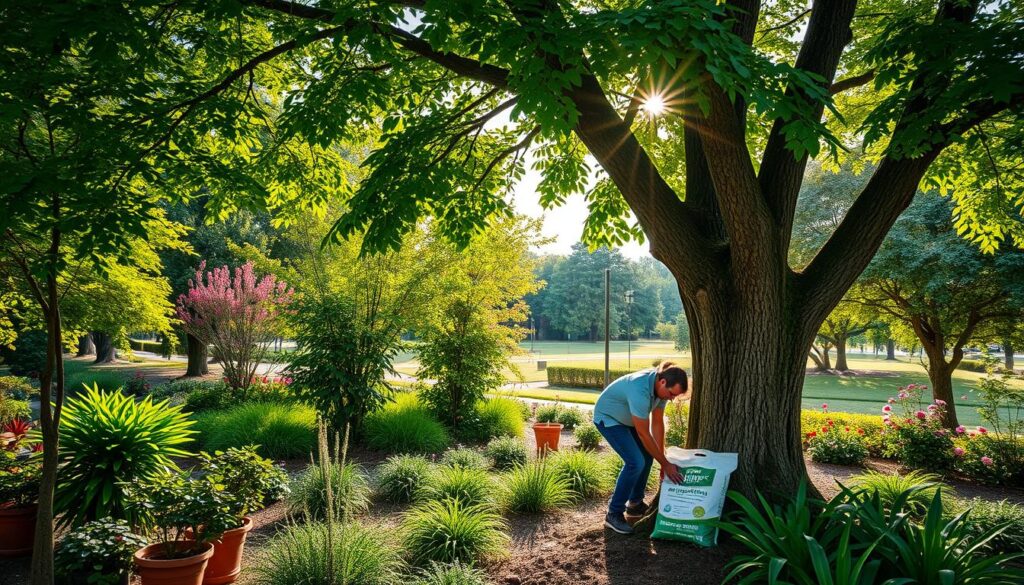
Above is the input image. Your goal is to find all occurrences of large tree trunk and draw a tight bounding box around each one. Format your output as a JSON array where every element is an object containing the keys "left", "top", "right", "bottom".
[
  {"left": 91, "top": 332, "right": 116, "bottom": 364},
  {"left": 834, "top": 336, "right": 849, "bottom": 372},
  {"left": 681, "top": 282, "right": 813, "bottom": 501},
  {"left": 923, "top": 347, "right": 959, "bottom": 428},
  {"left": 1005, "top": 339, "right": 1015, "bottom": 372},
  {"left": 185, "top": 333, "right": 209, "bottom": 377},
  {"left": 886, "top": 339, "right": 896, "bottom": 360},
  {"left": 75, "top": 333, "right": 94, "bottom": 357}
]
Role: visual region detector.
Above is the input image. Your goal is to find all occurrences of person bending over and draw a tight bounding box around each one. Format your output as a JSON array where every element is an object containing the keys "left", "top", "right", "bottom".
[{"left": 592, "top": 360, "right": 689, "bottom": 534}]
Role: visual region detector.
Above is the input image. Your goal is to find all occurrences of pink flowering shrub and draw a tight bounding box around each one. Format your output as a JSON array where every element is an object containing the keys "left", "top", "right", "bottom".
[
  {"left": 881, "top": 384, "right": 954, "bottom": 472},
  {"left": 805, "top": 415, "right": 868, "bottom": 466},
  {"left": 176, "top": 262, "right": 293, "bottom": 391},
  {"left": 952, "top": 433, "right": 1023, "bottom": 485}
]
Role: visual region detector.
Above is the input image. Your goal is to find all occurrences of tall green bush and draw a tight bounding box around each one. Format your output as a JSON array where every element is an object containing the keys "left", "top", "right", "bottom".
[
  {"left": 193, "top": 402, "right": 317, "bottom": 459},
  {"left": 401, "top": 499, "right": 509, "bottom": 567},
  {"left": 286, "top": 293, "right": 398, "bottom": 434},
  {"left": 363, "top": 393, "right": 450, "bottom": 454},
  {"left": 55, "top": 386, "right": 194, "bottom": 527}
]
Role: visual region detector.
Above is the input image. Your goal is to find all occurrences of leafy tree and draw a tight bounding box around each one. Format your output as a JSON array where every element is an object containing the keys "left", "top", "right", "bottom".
[
  {"left": 674, "top": 314, "right": 691, "bottom": 351},
  {"left": 417, "top": 217, "right": 541, "bottom": 429},
  {"left": 809, "top": 300, "right": 871, "bottom": 372},
  {"left": 5, "top": 1, "right": 1023, "bottom": 525},
  {"left": 857, "top": 196, "right": 1024, "bottom": 427}
]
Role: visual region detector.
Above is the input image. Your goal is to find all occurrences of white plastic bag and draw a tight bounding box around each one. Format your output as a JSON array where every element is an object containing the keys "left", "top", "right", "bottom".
[{"left": 650, "top": 448, "right": 738, "bottom": 546}]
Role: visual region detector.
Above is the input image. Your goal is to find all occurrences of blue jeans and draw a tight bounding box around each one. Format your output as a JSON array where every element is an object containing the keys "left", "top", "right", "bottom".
[{"left": 595, "top": 421, "right": 653, "bottom": 515}]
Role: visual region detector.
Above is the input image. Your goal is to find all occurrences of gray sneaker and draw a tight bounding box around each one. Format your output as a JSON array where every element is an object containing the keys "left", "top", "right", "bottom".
[{"left": 604, "top": 512, "right": 634, "bottom": 535}]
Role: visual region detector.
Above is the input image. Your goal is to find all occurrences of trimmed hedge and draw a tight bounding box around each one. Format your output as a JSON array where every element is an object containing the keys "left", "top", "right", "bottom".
[
  {"left": 547, "top": 367, "right": 632, "bottom": 389},
  {"left": 128, "top": 339, "right": 164, "bottom": 353}
]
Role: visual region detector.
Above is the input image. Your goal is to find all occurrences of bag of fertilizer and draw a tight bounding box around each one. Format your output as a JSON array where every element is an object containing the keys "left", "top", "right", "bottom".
[{"left": 650, "top": 447, "right": 738, "bottom": 546}]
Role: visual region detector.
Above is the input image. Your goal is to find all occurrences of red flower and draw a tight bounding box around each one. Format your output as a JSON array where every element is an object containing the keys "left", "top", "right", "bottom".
[{"left": 806, "top": 431, "right": 817, "bottom": 438}]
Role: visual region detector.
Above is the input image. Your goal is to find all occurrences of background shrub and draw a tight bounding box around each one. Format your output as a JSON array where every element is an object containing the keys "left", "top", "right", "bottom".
[
  {"left": 665, "top": 401, "right": 688, "bottom": 446},
  {"left": 0, "top": 394, "right": 30, "bottom": 424},
  {"left": 0, "top": 330, "right": 47, "bottom": 377},
  {"left": 484, "top": 436, "right": 528, "bottom": 470},
  {"left": 253, "top": 521, "right": 401, "bottom": 585},
  {"left": 363, "top": 393, "right": 450, "bottom": 454},
  {"left": 64, "top": 370, "right": 129, "bottom": 394},
  {"left": 535, "top": 404, "right": 561, "bottom": 424},
  {"left": 401, "top": 499, "right": 509, "bottom": 567},
  {"left": 419, "top": 466, "right": 494, "bottom": 507},
  {"left": 440, "top": 448, "right": 489, "bottom": 470},
  {"left": 56, "top": 386, "right": 194, "bottom": 527},
  {"left": 128, "top": 338, "right": 164, "bottom": 353},
  {"left": 806, "top": 425, "right": 868, "bottom": 466},
  {"left": 501, "top": 460, "right": 573, "bottom": 513},
  {"left": 0, "top": 375, "right": 36, "bottom": 401},
  {"left": 412, "top": 561, "right": 489, "bottom": 585},
  {"left": 193, "top": 402, "right": 317, "bottom": 459},
  {"left": 549, "top": 449, "right": 609, "bottom": 500},
  {"left": 953, "top": 434, "right": 1023, "bottom": 485},
  {"left": 184, "top": 381, "right": 233, "bottom": 412},
  {"left": 287, "top": 462, "right": 372, "bottom": 521},
  {"left": 375, "top": 454, "right": 437, "bottom": 504},
  {"left": 546, "top": 366, "right": 631, "bottom": 389},
  {"left": 555, "top": 407, "right": 586, "bottom": 430},
  {"left": 573, "top": 424, "right": 602, "bottom": 450}
]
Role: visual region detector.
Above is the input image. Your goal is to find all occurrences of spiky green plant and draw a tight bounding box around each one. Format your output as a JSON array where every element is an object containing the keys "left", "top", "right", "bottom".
[
  {"left": 55, "top": 385, "right": 194, "bottom": 527},
  {"left": 849, "top": 469, "right": 951, "bottom": 517},
  {"left": 411, "top": 561, "right": 489, "bottom": 585},
  {"left": 375, "top": 454, "right": 437, "bottom": 503},
  {"left": 501, "top": 459, "right": 573, "bottom": 513},
  {"left": 549, "top": 449, "right": 609, "bottom": 500},
  {"left": 253, "top": 522, "right": 402, "bottom": 585},
  {"left": 440, "top": 447, "right": 489, "bottom": 470},
  {"left": 287, "top": 461, "right": 371, "bottom": 521},
  {"left": 420, "top": 465, "right": 494, "bottom": 507},
  {"left": 401, "top": 499, "right": 508, "bottom": 567}
]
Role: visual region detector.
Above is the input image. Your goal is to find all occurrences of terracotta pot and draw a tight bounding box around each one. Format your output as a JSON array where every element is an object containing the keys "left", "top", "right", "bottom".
[
  {"left": 0, "top": 502, "right": 37, "bottom": 557},
  {"left": 532, "top": 422, "right": 563, "bottom": 455},
  {"left": 201, "top": 517, "right": 253, "bottom": 585},
  {"left": 134, "top": 541, "right": 214, "bottom": 585}
]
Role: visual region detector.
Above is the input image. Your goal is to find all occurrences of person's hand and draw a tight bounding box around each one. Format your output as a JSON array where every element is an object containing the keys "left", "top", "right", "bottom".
[{"left": 662, "top": 462, "right": 683, "bottom": 484}]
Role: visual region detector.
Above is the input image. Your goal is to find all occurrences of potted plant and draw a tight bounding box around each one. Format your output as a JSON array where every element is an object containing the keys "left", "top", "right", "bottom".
[
  {"left": 56, "top": 518, "right": 147, "bottom": 585},
  {"left": 191, "top": 446, "right": 288, "bottom": 584},
  {"left": 532, "top": 421, "right": 564, "bottom": 454},
  {"left": 0, "top": 436, "right": 40, "bottom": 557},
  {"left": 128, "top": 472, "right": 235, "bottom": 585}
]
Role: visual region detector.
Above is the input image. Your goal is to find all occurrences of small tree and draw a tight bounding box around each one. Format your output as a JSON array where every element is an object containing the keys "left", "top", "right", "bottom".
[
  {"left": 176, "top": 262, "right": 292, "bottom": 391},
  {"left": 285, "top": 293, "right": 396, "bottom": 434}
]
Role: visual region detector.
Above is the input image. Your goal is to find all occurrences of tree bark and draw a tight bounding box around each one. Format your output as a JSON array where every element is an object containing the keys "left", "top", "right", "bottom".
[
  {"left": 75, "top": 333, "right": 94, "bottom": 357},
  {"left": 185, "top": 333, "right": 210, "bottom": 377},
  {"left": 1005, "top": 339, "right": 1015, "bottom": 372},
  {"left": 91, "top": 332, "right": 116, "bottom": 364},
  {"left": 886, "top": 339, "right": 896, "bottom": 360},
  {"left": 679, "top": 280, "right": 814, "bottom": 500},
  {"left": 922, "top": 343, "right": 960, "bottom": 428},
  {"left": 834, "top": 336, "right": 849, "bottom": 371}
]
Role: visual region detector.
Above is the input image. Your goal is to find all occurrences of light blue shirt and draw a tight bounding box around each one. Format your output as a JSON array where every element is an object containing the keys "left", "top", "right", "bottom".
[{"left": 593, "top": 369, "right": 666, "bottom": 428}]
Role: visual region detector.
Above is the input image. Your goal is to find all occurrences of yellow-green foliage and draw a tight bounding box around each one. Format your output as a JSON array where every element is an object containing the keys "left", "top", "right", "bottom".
[
  {"left": 547, "top": 367, "right": 632, "bottom": 389},
  {"left": 801, "top": 410, "right": 884, "bottom": 435}
]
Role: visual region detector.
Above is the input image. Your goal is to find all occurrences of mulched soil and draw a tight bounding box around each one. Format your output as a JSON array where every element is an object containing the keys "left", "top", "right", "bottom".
[{"left": 4, "top": 426, "right": 1022, "bottom": 585}]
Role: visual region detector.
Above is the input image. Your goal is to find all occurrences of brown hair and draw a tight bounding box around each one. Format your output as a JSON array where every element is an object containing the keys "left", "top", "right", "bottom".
[{"left": 655, "top": 360, "right": 689, "bottom": 392}]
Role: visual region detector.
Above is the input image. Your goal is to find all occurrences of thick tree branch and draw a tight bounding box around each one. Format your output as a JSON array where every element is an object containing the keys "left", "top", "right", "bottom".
[
  {"left": 829, "top": 70, "right": 875, "bottom": 95},
  {"left": 759, "top": 0, "right": 857, "bottom": 251}
]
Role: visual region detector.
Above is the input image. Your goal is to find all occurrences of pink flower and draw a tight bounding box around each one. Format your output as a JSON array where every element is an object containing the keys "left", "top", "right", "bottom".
[
  {"left": 898, "top": 391, "right": 909, "bottom": 399},
  {"left": 934, "top": 399, "right": 946, "bottom": 406},
  {"left": 882, "top": 405, "right": 892, "bottom": 413},
  {"left": 821, "top": 403, "right": 828, "bottom": 410},
  {"left": 953, "top": 447, "right": 965, "bottom": 457},
  {"left": 915, "top": 411, "right": 927, "bottom": 420},
  {"left": 981, "top": 456, "right": 994, "bottom": 466},
  {"left": 979, "top": 427, "right": 988, "bottom": 434},
  {"left": 927, "top": 404, "right": 937, "bottom": 411},
  {"left": 955, "top": 425, "right": 966, "bottom": 434}
]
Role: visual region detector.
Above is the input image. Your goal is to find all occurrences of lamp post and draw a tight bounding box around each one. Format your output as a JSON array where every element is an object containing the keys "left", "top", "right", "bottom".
[
  {"left": 625, "top": 289, "right": 635, "bottom": 368},
  {"left": 530, "top": 315, "right": 535, "bottom": 353}
]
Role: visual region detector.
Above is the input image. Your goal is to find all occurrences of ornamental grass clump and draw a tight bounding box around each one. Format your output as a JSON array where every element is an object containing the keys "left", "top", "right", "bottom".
[
  {"left": 55, "top": 385, "right": 194, "bottom": 527},
  {"left": 287, "top": 461, "right": 372, "bottom": 521},
  {"left": 849, "top": 470, "right": 950, "bottom": 517},
  {"left": 439, "top": 447, "right": 489, "bottom": 470},
  {"left": 411, "top": 561, "right": 489, "bottom": 585},
  {"left": 193, "top": 401, "right": 317, "bottom": 459},
  {"left": 363, "top": 393, "right": 450, "bottom": 454},
  {"left": 484, "top": 436, "right": 528, "bottom": 470},
  {"left": 401, "top": 498, "right": 509, "bottom": 567},
  {"left": 419, "top": 465, "right": 494, "bottom": 507},
  {"left": 549, "top": 449, "right": 609, "bottom": 500},
  {"left": 375, "top": 454, "right": 437, "bottom": 504},
  {"left": 472, "top": 397, "right": 525, "bottom": 440},
  {"left": 501, "top": 459, "right": 573, "bottom": 513},
  {"left": 253, "top": 521, "right": 402, "bottom": 585}
]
